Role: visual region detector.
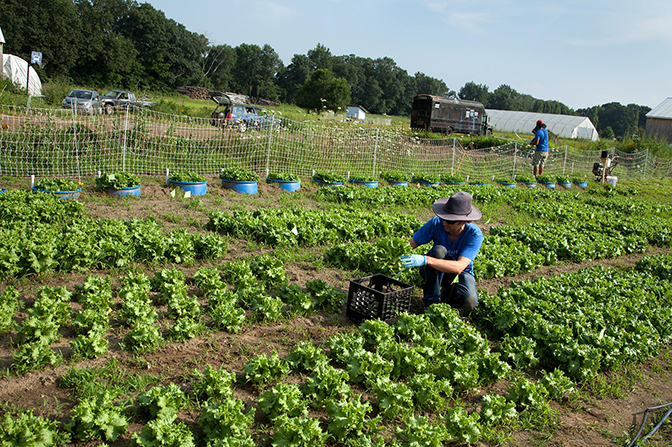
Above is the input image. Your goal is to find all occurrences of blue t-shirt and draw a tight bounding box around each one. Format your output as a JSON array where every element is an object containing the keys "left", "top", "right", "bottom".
[
  {"left": 533, "top": 128, "right": 549, "bottom": 152},
  {"left": 412, "top": 218, "right": 483, "bottom": 276}
]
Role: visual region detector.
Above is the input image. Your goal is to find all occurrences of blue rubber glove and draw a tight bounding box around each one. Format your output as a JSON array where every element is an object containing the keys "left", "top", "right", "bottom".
[{"left": 400, "top": 254, "right": 426, "bottom": 268}]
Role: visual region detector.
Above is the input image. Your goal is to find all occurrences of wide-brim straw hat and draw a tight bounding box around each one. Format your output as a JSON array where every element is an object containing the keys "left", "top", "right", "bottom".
[{"left": 432, "top": 191, "right": 482, "bottom": 221}]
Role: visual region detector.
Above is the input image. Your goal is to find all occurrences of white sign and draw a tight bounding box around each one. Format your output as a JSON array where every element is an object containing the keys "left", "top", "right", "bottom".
[{"left": 30, "top": 51, "right": 42, "bottom": 65}]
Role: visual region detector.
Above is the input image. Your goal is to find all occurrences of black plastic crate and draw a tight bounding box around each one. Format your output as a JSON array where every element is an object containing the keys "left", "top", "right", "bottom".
[{"left": 346, "top": 274, "right": 414, "bottom": 324}]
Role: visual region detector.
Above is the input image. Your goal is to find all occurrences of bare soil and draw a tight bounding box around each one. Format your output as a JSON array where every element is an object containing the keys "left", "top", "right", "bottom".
[{"left": 1, "top": 177, "right": 671, "bottom": 446}]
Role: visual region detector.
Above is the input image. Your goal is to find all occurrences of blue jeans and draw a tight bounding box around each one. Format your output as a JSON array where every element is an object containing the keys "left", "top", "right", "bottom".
[{"left": 419, "top": 245, "right": 479, "bottom": 310}]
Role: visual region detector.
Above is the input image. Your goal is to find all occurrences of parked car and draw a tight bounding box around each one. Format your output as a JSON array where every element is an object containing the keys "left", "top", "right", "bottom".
[
  {"left": 100, "top": 90, "right": 155, "bottom": 114},
  {"left": 209, "top": 94, "right": 281, "bottom": 132},
  {"left": 62, "top": 89, "right": 102, "bottom": 115}
]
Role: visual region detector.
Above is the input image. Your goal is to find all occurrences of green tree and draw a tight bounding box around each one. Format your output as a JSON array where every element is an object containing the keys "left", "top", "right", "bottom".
[
  {"left": 72, "top": 0, "right": 142, "bottom": 87},
  {"left": 459, "top": 82, "right": 490, "bottom": 105},
  {"left": 601, "top": 126, "right": 615, "bottom": 139},
  {"left": 488, "top": 84, "right": 518, "bottom": 110},
  {"left": 296, "top": 69, "right": 350, "bottom": 113},
  {"left": 277, "top": 54, "right": 312, "bottom": 103},
  {"left": 307, "top": 43, "right": 334, "bottom": 71},
  {"left": 414, "top": 72, "right": 448, "bottom": 96},
  {"left": 232, "top": 43, "right": 282, "bottom": 100},
  {"left": 598, "top": 102, "right": 638, "bottom": 139},
  {"left": 0, "top": 0, "right": 82, "bottom": 79},
  {"left": 201, "top": 44, "right": 236, "bottom": 91}
]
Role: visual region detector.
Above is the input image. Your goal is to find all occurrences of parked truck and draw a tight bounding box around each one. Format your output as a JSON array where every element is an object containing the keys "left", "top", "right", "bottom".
[
  {"left": 100, "top": 90, "right": 155, "bottom": 114},
  {"left": 411, "top": 94, "right": 492, "bottom": 136}
]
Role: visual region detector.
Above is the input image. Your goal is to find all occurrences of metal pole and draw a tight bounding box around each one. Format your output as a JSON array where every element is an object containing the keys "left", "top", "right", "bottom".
[
  {"left": 563, "top": 145, "right": 568, "bottom": 175},
  {"left": 512, "top": 142, "right": 517, "bottom": 178},
  {"left": 25, "top": 63, "right": 30, "bottom": 96},
  {"left": 122, "top": 108, "right": 129, "bottom": 172},
  {"left": 451, "top": 140, "right": 455, "bottom": 175},
  {"left": 372, "top": 128, "right": 379, "bottom": 177},
  {"left": 642, "top": 148, "right": 649, "bottom": 179},
  {"left": 265, "top": 118, "right": 274, "bottom": 177}
]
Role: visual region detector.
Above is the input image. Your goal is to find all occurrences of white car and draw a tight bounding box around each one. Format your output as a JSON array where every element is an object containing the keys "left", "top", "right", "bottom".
[{"left": 62, "top": 89, "right": 102, "bottom": 115}]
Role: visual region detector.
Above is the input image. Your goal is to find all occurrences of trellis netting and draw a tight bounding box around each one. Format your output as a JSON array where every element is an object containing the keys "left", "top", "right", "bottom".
[{"left": 0, "top": 104, "right": 670, "bottom": 180}]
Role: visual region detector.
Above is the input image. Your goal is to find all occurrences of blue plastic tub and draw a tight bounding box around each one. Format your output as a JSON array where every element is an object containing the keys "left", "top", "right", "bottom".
[
  {"left": 558, "top": 181, "right": 572, "bottom": 189},
  {"left": 313, "top": 179, "right": 344, "bottom": 187},
  {"left": 573, "top": 180, "right": 588, "bottom": 189},
  {"left": 350, "top": 180, "right": 379, "bottom": 188},
  {"left": 168, "top": 179, "right": 207, "bottom": 196},
  {"left": 31, "top": 186, "right": 81, "bottom": 199},
  {"left": 267, "top": 178, "right": 300, "bottom": 192},
  {"left": 222, "top": 179, "right": 258, "bottom": 194},
  {"left": 387, "top": 181, "right": 408, "bottom": 187},
  {"left": 540, "top": 182, "right": 556, "bottom": 189},
  {"left": 496, "top": 182, "right": 517, "bottom": 188},
  {"left": 105, "top": 185, "right": 141, "bottom": 197}
]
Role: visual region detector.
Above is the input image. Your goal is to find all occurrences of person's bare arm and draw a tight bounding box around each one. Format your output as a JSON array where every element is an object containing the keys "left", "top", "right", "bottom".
[
  {"left": 426, "top": 255, "right": 472, "bottom": 275},
  {"left": 409, "top": 238, "right": 418, "bottom": 249}
]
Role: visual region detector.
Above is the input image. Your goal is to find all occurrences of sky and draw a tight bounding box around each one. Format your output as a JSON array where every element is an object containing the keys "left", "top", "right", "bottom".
[{"left": 145, "top": 0, "right": 671, "bottom": 110}]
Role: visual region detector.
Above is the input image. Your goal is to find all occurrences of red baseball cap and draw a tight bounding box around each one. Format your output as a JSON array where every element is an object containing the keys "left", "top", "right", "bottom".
[{"left": 536, "top": 120, "right": 544, "bottom": 126}]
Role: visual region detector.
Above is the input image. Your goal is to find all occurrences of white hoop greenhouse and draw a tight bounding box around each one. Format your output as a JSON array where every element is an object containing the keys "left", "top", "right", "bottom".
[{"left": 486, "top": 109, "right": 599, "bottom": 141}]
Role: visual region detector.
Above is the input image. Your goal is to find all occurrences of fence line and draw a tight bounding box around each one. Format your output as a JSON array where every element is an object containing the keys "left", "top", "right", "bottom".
[{"left": 1, "top": 104, "right": 671, "bottom": 180}]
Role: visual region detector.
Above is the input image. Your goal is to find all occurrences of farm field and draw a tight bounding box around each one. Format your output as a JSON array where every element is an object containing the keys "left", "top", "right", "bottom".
[{"left": 1, "top": 175, "right": 672, "bottom": 446}]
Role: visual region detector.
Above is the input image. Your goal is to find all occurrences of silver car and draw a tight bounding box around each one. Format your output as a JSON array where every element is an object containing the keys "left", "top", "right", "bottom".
[{"left": 62, "top": 89, "right": 102, "bottom": 115}]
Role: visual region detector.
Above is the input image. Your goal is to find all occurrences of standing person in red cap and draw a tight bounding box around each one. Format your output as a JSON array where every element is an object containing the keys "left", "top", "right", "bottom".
[
  {"left": 400, "top": 191, "right": 483, "bottom": 311},
  {"left": 530, "top": 119, "right": 549, "bottom": 177}
]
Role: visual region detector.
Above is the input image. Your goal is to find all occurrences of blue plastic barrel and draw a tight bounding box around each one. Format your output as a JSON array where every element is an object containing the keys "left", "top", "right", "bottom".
[
  {"left": 350, "top": 180, "right": 379, "bottom": 188},
  {"left": 31, "top": 186, "right": 81, "bottom": 199},
  {"left": 267, "top": 178, "right": 300, "bottom": 192},
  {"left": 222, "top": 179, "right": 258, "bottom": 194},
  {"left": 168, "top": 179, "right": 207, "bottom": 196},
  {"left": 106, "top": 185, "right": 141, "bottom": 197}
]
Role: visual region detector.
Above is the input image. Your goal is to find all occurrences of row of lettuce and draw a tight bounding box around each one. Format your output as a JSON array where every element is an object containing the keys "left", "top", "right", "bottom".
[
  {"left": 3, "top": 253, "right": 672, "bottom": 445},
  {"left": 2, "top": 184, "right": 671, "bottom": 284}
]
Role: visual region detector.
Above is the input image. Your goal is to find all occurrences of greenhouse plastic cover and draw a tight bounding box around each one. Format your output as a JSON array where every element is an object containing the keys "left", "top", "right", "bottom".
[
  {"left": 486, "top": 109, "right": 599, "bottom": 141},
  {"left": 2, "top": 54, "right": 42, "bottom": 96}
]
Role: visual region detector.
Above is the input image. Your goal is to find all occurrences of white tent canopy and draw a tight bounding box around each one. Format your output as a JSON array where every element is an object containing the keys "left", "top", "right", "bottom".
[
  {"left": 486, "top": 109, "right": 599, "bottom": 141},
  {"left": 2, "top": 54, "right": 42, "bottom": 96}
]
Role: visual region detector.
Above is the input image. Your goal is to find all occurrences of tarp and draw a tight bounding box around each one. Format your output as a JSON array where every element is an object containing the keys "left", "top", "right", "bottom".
[
  {"left": 2, "top": 54, "right": 42, "bottom": 96},
  {"left": 486, "top": 109, "right": 600, "bottom": 141}
]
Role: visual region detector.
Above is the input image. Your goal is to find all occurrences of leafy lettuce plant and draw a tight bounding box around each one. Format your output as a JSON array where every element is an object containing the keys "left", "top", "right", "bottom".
[
  {"left": 34, "top": 178, "right": 79, "bottom": 192},
  {"left": 191, "top": 365, "right": 236, "bottom": 402},
  {"left": 220, "top": 167, "right": 259, "bottom": 182},
  {"left": 66, "top": 391, "right": 128, "bottom": 442},
  {"left": 267, "top": 171, "right": 300, "bottom": 182},
  {"left": 136, "top": 383, "right": 187, "bottom": 421},
  {"left": 131, "top": 417, "right": 195, "bottom": 447},
  {"left": 0, "top": 410, "right": 71, "bottom": 447},
  {"left": 271, "top": 415, "right": 327, "bottom": 447},
  {"left": 95, "top": 172, "right": 141, "bottom": 189},
  {"left": 243, "top": 351, "right": 290, "bottom": 385},
  {"left": 258, "top": 382, "right": 309, "bottom": 422},
  {"left": 169, "top": 172, "right": 206, "bottom": 183}
]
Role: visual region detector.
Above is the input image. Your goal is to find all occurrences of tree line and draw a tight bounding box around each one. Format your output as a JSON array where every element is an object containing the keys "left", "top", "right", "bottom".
[{"left": 1, "top": 0, "right": 652, "bottom": 138}]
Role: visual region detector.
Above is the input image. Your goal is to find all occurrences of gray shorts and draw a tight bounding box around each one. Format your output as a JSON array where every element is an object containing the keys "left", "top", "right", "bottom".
[{"left": 532, "top": 151, "right": 548, "bottom": 167}]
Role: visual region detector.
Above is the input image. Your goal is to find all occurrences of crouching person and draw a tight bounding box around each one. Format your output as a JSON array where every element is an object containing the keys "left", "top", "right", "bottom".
[{"left": 401, "top": 191, "right": 483, "bottom": 311}]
